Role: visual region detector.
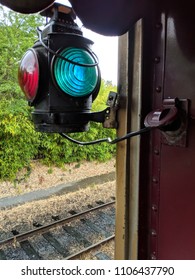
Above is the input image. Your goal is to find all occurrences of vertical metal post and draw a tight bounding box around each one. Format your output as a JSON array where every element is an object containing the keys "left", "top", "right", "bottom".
[
  {"left": 115, "top": 31, "right": 129, "bottom": 260},
  {"left": 115, "top": 19, "right": 143, "bottom": 260},
  {"left": 128, "top": 19, "right": 143, "bottom": 260}
]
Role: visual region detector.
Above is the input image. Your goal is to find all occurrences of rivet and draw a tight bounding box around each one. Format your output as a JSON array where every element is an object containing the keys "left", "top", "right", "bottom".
[
  {"left": 151, "top": 229, "right": 157, "bottom": 236},
  {"left": 151, "top": 254, "right": 157, "bottom": 260},
  {"left": 155, "top": 86, "right": 161, "bottom": 93},
  {"left": 154, "top": 57, "right": 160, "bottom": 63},
  {"left": 152, "top": 204, "right": 158, "bottom": 211},
  {"left": 152, "top": 177, "right": 158, "bottom": 183},
  {"left": 154, "top": 149, "right": 159, "bottom": 155}
]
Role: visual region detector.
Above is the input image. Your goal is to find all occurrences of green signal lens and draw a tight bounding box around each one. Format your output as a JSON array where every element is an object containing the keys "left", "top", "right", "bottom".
[{"left": 53, "top": 47, "right": 99, "bottom": 97}]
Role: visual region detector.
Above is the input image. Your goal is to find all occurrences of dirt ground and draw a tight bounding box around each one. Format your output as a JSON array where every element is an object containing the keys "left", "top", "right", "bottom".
[
  {"left": 0, "top": 158, "right": 116, "bottom": 199},
  {"left": 0, "top": 180, "right": 116, "bottom": 238},
  {"left": 0, "top": 158, "right": 116, "bottom": 242}
]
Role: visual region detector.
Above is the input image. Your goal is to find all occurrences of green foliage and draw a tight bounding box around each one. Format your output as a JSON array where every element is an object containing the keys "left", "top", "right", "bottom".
[
  {"left": 0, "top": 98, "right": 40, "bottom": 179},
  {"left": 0, "top": 80, "right": 116, "bottom": 180},
  {"left": 92, "top": 80, "right": 117, "bottom": 111},
  {"left": 39, "top": 124, "right": 116, "bottom": 166}
]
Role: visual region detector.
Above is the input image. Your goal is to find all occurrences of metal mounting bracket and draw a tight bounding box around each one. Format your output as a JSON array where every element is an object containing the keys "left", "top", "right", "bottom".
[
  {"left": 103, "top": 91, "right": 119, "bottom": 129},
  {"left": 144, "top": 98, "right": 189, "bottom": 147},
  {"left": 161, "top": 98, "right": 189, "bottom": 147}
]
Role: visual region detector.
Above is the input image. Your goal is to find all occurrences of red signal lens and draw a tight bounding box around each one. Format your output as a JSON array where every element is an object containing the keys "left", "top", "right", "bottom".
[{"left": 18, "top": 49, "right": 39, "bottom": 101}]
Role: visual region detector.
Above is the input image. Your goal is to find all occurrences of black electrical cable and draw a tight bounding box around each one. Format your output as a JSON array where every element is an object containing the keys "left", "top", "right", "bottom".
[
  {"left": 59, "top": 133, "right": 111, "bottom": 146},
  {"left": 59, "top": 127, "right": 151, "bottom": 146},
  {"left": 108, "top": 127, "right": 151, "bottom": 144},
  {"left": 37, "top": 27, "right": 99, "bottom": 68}
]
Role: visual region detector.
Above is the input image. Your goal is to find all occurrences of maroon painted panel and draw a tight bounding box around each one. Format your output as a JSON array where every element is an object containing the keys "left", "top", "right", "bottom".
[
  {"left": 159, "top": 132, "right": 195, "bottom": 259},
  {"left": 156, "top": 13, "right": 195, "bottom": 259}
]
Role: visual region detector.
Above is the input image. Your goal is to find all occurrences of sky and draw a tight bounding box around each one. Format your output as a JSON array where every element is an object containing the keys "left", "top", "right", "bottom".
[
  {"left": 60, "top": 0, "right": 119, "bottom": 85},
  {"left": 82, "top": 28, "right": 118, "bottom": 85}
]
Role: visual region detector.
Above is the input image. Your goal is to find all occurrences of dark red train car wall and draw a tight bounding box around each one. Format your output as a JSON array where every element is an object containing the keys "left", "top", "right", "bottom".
[{"left": 138, "top": 3, "right": 195, "bottom": 259}]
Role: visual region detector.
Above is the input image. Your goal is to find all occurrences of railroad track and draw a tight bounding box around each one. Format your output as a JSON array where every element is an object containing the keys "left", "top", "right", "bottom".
[{"left": 0, "top": 200, "right": 115, "bottom": 260}]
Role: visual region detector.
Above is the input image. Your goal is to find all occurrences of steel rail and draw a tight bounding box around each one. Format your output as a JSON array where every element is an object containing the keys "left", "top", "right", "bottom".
[
  {"left": 65, "top": 234, "right": 115, "bottom": 260},
  {"left": 0, "top": 200, "right": 115, "bottom": 246}
]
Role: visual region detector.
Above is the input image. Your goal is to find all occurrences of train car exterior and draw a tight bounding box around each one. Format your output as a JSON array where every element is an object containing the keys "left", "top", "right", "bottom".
[{"left": 116, "top": 2, "right": 195, "bottom": 259}]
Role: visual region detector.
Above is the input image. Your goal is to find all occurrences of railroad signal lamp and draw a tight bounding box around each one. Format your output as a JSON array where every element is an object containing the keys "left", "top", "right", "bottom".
[{"left": 18, "top": 3, "right": 101, "bottom": 133}]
